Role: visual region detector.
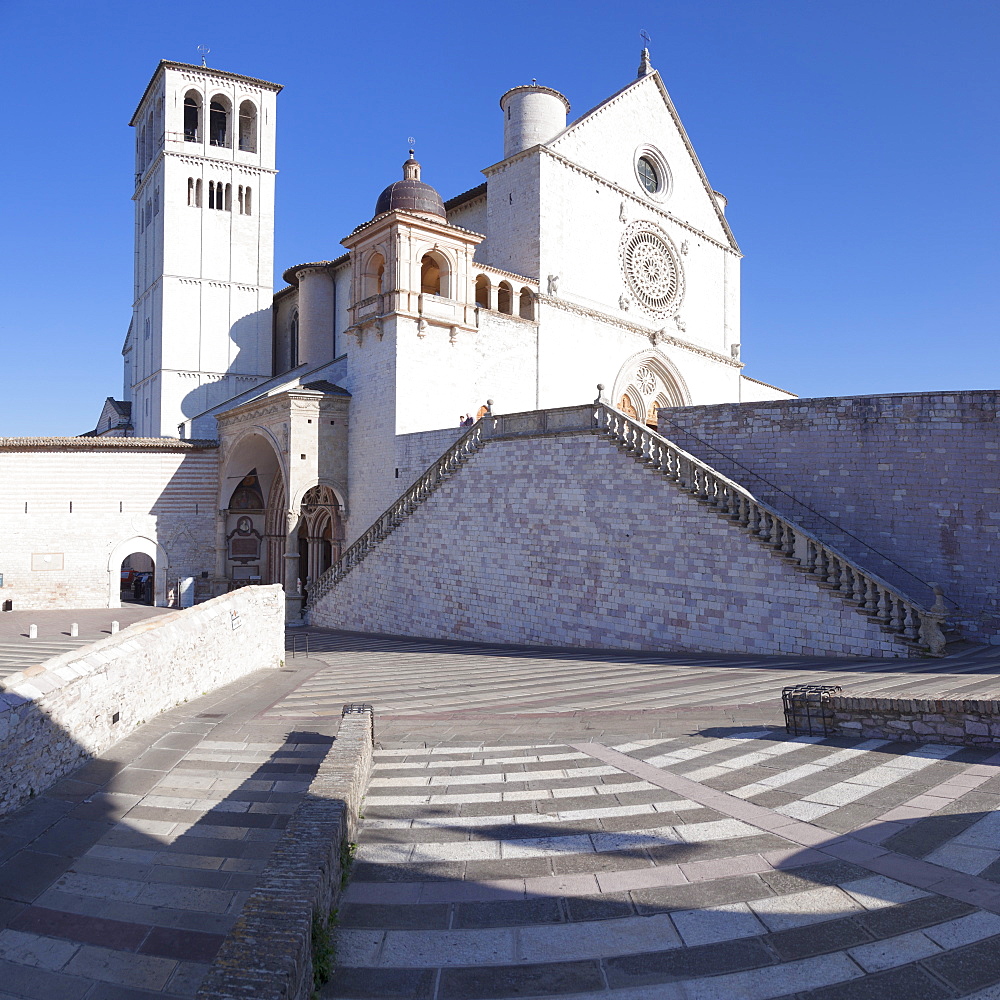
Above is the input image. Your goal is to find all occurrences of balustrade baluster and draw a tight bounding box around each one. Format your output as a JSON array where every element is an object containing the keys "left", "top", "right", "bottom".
[
  {"left": 903, "top": 605, "right": 920, "bottom": 640},
  {"left": 875, "top": 588, "right": 891, "bottom": 625},
  {"left": 756, "top": 510, "right": 771, "bottom": 539},
  {"left": 736, "top": 495, "right": 749, "bottom": 526},
  {"left": 769, "top": 516, "right": 782, "bottom": 548},
  {"left": 782, "top": 524, "right": 796, "bottom": 557},
  {"left": 890, "top": 596, "right": 906, "bottom": 633}
]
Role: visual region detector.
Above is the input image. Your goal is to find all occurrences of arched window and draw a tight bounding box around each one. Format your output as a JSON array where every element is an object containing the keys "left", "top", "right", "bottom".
[
  {"left": 183, "top": 91, "right": 201, "bottom": 142},
  {"left": 208, "top": 181, "right": 215, "bottom": 210},
  {"left": 209, "top": 97, "right": 231, "bottom": 147},
  {"left": 153, "top": 186, "right": 160, "bottom": 216},
  {"left": 475, "top": 274, "right": 491, "bottom": 308},
  {"left": 244, "top": 186, "right": 252, "bottom": 215},
  {"left": 420, "top": 253, "right": 443, "bottom": 296},
  {"left": 238, "top": 100, "right": 257, "bottom": 152},
  {"left": 363, "top": 252, "right": 385, "bottom": 298},
  {"left": 290, "top": 310, "right": 299, "bottom": 368},
  {"left": 519, "top": 287, "right": 534, "bottom": 320},
  {"left": 225, "top": 183, "right": 232, "bottom": 211},
  {"left": 138, "top": 126, "right": 147, "bottom": 171},
  {"left": 237, "top": 185, "right": 244, "bottom": 214},
  {"left": 195, "top": 178, "right": 202, "bottom": 207},
  {"left": 144, "top": 318, "right": 150, "bottom": 340},
  {"left": 188, "top": 177, "right": 195, "bottom": 206},
  {"left": 497, "top": 281, "right": 513, "bottom": 314}
]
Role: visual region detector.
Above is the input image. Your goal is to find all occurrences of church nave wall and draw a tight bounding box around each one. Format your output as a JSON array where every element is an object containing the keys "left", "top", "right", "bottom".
[{"left": 0, "top": 444, "right": 218, "bottom": 610}]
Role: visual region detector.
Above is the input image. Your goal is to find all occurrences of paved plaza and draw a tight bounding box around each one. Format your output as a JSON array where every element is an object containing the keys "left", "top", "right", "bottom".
[
  {"left": 1, "top": 627, "right": 1000, "bottom": 998},
  {"left": 0, "top": 607, "right": 170, "bottom": 678}
]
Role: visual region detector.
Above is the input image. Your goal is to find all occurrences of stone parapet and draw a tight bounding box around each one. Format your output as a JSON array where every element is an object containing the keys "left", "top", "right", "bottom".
[
  {"left": 195, "top": 704, "right": 375, "bottom": 1000},
  {"left": 784, "top": 689, "right": 1000, "bottom": 747},
  {"left": 0, "top": 585, "right": 285, "bottom": 816}
]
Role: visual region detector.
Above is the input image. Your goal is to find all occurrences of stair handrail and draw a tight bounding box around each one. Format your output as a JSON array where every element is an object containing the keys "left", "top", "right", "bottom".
[
  {"left": 590, "top": 402, "right": 949, "bottom": 655},
  {"left": 306, "top": 399, "right": 950, "bottom": 655},
  {"left": 308, "top": 419, "right": 487, "bottom": 604}
]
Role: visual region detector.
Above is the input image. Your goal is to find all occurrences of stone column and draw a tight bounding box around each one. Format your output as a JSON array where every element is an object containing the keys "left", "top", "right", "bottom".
[
  {"left": 283, "top": 512, "right": 303, "bottom": 623},
  {"left": 296, "top": 267, "right": 335, "bottom": 367},
  {"left": 213, "top": 509, "right": 229, "bottom": 597}
]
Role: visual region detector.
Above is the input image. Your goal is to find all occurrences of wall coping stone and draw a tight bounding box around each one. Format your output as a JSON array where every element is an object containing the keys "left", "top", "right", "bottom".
[{"left": 195, "top": 704, "right": 375, "bottom": 1000}]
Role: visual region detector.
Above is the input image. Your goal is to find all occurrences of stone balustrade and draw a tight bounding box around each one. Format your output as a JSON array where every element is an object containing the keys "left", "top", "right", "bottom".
[{"left": 308, "top": 401, "right": 950, "bottom": 656}]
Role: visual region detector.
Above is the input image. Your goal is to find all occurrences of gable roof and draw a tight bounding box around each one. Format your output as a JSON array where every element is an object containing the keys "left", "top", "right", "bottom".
[{"left": 548, "top": 70, "right": 738, "bottom": 253}]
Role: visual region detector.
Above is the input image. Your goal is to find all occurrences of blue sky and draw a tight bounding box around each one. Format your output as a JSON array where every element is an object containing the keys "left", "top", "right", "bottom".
[{"left": 0, "top": 0, "right": 997, "bottom": 436}]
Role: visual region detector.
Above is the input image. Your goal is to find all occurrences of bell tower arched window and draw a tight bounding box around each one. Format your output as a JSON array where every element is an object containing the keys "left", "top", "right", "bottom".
[
  {"left": 497, "top": 281, "right": 513, "bottom": 314},
  {"left": 363, "top": 252, "right": 385, "bottom": 298},
  {"left": 183, "top": 91, "right": 201, "bottom": 142},
  {"left": 519, "top": 287, "right": 534, "bottom": 320},
  {"left": 209, "top": 97, "right": 231, "bottom": 147},
  {"left": 420, "top": 253, "right": 443, "bottom": 296},
  {"left": 238, "top": 101, "right": 257, "bottom": 152}
]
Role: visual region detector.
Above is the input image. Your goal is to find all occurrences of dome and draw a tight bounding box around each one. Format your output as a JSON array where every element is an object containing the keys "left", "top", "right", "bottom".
[{"left": 375, "top": 151, "right": 446, "bottom": 219}]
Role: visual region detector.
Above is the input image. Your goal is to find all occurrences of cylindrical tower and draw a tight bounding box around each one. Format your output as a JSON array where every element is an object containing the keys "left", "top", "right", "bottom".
[
  {"left": 499, "top": 84, "right": 570, "bottom": 159},
  {"left": 295, "top": 266, "right": 335, "bottom": 366}
]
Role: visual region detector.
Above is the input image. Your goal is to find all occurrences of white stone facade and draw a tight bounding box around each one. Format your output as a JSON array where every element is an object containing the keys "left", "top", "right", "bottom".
[
  {"left": 160, "top": 51, "right": 796, "bottom": 565},
  {"left": 0, "top": 440, "right": 218, "bottom": 610},
  {"left": 128, "top": 62, "right": 280, "bottom": 438}
]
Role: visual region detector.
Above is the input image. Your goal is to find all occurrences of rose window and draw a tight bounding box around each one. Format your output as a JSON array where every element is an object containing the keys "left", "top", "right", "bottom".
[
  {"left": 636, "top": 366, "right": 656, "bottom": 394},
  {"left": 619, "top": 222, "right": 684, "bottom": 318}
]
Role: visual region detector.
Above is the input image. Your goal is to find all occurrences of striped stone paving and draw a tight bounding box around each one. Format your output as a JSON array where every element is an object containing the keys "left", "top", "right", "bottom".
[
  {"left": 267, "top": 628, "right": 1000, "bottom": 1000},
  {"left": 2, "top": 625, "right": 1000, "bottom": 998},
  {"left": 0, "top": 607, "right": 169, "bottom": 678}
]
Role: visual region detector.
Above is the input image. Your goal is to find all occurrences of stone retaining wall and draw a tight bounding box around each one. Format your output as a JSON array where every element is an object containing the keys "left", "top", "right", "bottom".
[
  {"left": 659, "top": 391, "right": 1000, "bottom": 642},
  {"left": 311, "top": 431, "right": 909, "bottom": 658},
  {"left": 0, "top": 585, "right": 285, "bottom": 816},
  {"left": 785, "top": 690, "right": 1000, "bottom": 747},
  {"left": 196, "top": 705, "right": 375, "bottom": 1000}
]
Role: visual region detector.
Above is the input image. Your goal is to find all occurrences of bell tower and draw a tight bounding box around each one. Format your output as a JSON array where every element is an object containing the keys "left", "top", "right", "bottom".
[{"left": 128, "top": 60, "right": 282, "bottom": 437}]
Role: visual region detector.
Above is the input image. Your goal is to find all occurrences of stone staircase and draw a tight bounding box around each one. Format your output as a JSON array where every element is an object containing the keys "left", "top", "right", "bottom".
[{"left": 308, "top": 401, "right": 953, "bottom": 656}]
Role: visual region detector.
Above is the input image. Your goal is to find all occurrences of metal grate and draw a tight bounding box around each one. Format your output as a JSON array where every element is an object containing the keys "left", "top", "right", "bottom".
[
  {"left": 342, "top": 702, "right": 375, "bottom": 745},
  {"left": 782, "top": 684, "right": 842, "bottom": 736}
]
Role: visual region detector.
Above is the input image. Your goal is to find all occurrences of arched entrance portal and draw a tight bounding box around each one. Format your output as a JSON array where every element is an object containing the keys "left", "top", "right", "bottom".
[
  {"left": 107, "top": 535, "right": 168, "bottom": 608},
  {"left": 296, "top": 485, "right": 345, "bottom": 606},
  {"left": 219, "top": 431, "right": 285, "bottom": 592},
  {"left": 612, "top": 352, "right": 688, "bottom": 428},
  {"left": 120, "top": 553, "right": 155, "bottom": 605}
]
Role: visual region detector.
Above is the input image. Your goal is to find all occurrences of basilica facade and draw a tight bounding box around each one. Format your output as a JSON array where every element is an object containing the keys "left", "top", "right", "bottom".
[
  {"left": 1, "top": 49, "right": 802, "bottom": 618},
  {"left": 93, "top": 50, "right": 791, "bottom": 615}
]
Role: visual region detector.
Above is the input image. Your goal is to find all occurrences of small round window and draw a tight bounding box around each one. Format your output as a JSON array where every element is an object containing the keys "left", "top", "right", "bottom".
[
  {"left": 637, "top": 157, "right": 659, "bottom": 194},
  {"left": 633, "top": 145, "right": 671, "bottom": 201}
]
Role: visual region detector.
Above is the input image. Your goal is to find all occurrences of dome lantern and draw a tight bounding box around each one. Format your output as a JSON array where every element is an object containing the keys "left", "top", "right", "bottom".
[{"left": 374, "top": 151, "right": 446, "bottom": 219}]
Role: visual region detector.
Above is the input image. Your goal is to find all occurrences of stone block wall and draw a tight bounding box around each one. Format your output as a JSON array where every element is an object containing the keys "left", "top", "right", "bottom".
[
  {"left": 0, "top": 439, "right": 218, "bottom": 609},
  {"left": 0, "top": 585, "right": 284, "bottom": 816},
  {"left": 196, "top": 705, "right": 374, "bottom": 1000},
  {"left": 310, "top": 431, "right": 909, "bottom": 658},
  {"left": 658, "top": 391, "right": 1000, "bottom": 643},
  {"left": 785, "top": 690, "right": 1000, "bottom": 748}
]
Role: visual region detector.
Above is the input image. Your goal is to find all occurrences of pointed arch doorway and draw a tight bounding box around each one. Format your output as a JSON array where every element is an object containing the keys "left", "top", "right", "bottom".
[{"left": 612, "top": 351, "right": 688, "bottom": 428}]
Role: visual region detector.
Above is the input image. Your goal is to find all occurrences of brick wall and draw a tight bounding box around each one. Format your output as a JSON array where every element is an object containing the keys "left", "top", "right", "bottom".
[
  {"left": 310, "top": 431, "right": 910, "bottom": 658},
  {"left": 0, "top": 441, "right": 218, "bottom": 609},
  {"left": 658, "top": 392, "right": 1000, "bottom": 644},
  {"left": 0, "top": 585, "right": 285, "bottom": 816}
]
